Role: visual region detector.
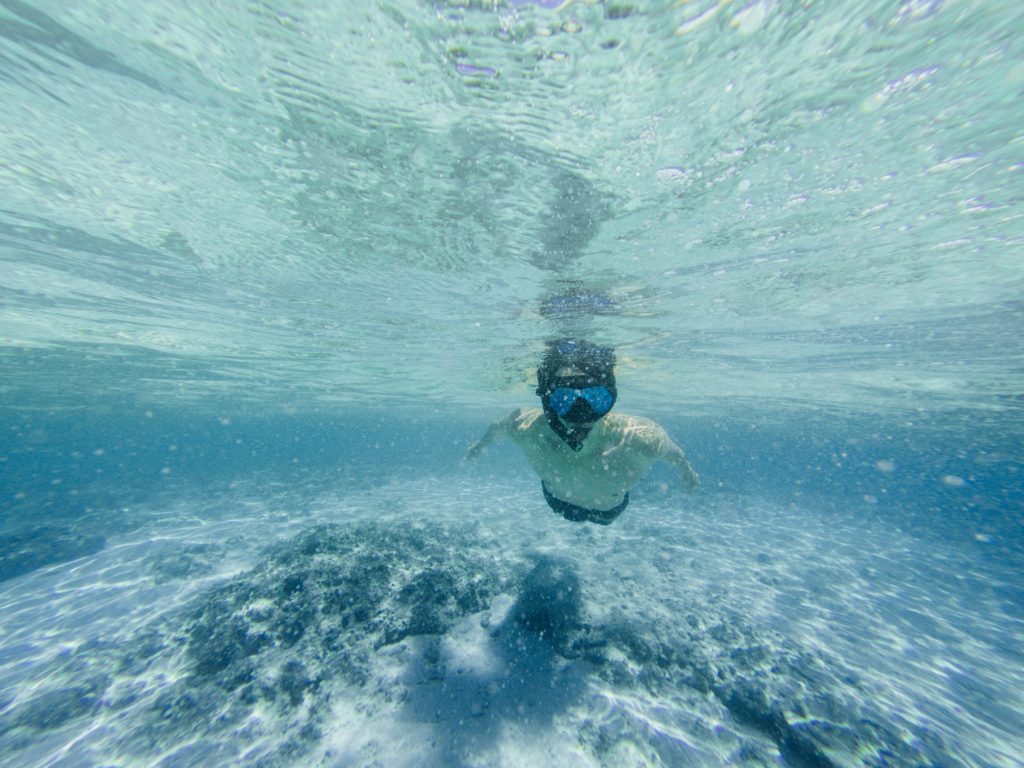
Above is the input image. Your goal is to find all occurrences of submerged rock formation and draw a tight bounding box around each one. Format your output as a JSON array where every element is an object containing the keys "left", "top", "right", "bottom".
[{"left": 0, "top": 520, "right": 953, "bottom": 766}]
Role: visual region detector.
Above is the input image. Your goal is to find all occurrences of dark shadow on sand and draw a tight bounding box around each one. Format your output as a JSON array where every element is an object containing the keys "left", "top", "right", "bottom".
[{"left": 388, "top": 555, "right": 591, "bottom": 764}]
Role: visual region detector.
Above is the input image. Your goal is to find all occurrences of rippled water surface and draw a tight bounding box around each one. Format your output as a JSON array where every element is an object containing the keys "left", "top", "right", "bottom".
[{"left": 2, "top": 0, "right": 1021, "bottom": 417}]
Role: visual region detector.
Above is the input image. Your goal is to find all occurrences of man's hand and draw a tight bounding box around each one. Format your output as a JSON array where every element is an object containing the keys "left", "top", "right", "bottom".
[
  {"left": 464, "top": 411, "right": 516, "bottom": 462},
  {"left": 464, "top": 440, "right": 486, "bottom": 461}
]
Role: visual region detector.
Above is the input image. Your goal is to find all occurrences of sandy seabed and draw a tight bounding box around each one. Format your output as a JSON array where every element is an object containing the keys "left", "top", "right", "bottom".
[{"left": 0, "top": 476, "right": 1020, "bottom": 767}]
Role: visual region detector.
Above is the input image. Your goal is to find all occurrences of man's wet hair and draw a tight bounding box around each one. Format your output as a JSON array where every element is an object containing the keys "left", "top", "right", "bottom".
[{"left": 536, "top": 338, "right": 616, "bottom": 395}]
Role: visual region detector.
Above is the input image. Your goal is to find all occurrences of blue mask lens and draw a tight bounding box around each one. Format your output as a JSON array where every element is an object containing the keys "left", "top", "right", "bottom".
[{"left": 548, "top": 386, "right": 614, "bottom": 418}]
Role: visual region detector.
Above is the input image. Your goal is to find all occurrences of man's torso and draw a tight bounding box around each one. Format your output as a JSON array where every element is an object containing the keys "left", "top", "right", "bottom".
[{"left": 507, "top": 409, "right": 666, "bottom": 511}]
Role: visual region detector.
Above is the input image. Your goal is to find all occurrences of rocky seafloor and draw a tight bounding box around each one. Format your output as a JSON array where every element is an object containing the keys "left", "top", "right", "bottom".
[{"left": 0, "top": 516, "right": 969, "bottom": 767}]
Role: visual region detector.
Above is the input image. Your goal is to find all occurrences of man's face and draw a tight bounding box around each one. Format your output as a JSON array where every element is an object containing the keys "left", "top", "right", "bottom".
[{"left": 543, "top": 366, "right": 615, "bottom": 425}]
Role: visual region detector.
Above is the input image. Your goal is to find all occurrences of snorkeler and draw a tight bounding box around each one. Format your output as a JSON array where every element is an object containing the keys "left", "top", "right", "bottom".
[{"left": 465, "top": 339, "right": 699, "bottom": 525}]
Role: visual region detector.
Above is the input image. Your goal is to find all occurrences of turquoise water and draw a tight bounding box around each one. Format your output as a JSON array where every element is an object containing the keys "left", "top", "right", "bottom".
[{"left": 1, "top": 1, "right": 1022, "bottom": 766}]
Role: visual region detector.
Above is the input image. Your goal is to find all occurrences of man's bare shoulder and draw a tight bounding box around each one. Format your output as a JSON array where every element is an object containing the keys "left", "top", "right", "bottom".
[
  {"left": 601, "top": 412, "right": 671, "bottom": 448},
  {"left": 507, "top": 407, "right": 545, "bottom": 431},
  {"left": 602, "top": 411, "right": 666, "bottom": 432}
]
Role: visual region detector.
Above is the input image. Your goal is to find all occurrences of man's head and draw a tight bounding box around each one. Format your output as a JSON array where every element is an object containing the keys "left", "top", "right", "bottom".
[{"left": 536, "top": 339, "right": 617, "bottom": 450}]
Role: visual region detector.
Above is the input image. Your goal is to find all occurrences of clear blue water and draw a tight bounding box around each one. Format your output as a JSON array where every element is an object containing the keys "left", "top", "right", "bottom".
[{"left": 1, "top": 1, "right": 1022, "bottom": 766}]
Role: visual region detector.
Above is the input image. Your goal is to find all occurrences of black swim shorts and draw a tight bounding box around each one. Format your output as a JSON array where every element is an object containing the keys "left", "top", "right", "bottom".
[{"left": 541, "top": 481, "right": 628, "bottom": 525}]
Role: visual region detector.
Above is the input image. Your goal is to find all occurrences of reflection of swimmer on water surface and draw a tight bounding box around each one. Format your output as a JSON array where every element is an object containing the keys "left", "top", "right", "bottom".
[
  {"left": 539, "top": 287, "right": 618, "bottom": 319},
  {"left": 466, "top": 339, "right": 699, "bottom": 525}
]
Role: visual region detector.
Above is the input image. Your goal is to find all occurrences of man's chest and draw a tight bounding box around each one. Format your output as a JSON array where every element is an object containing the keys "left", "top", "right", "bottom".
[{"left": 520, "top": 431, "right": 640, "bottom": 473}]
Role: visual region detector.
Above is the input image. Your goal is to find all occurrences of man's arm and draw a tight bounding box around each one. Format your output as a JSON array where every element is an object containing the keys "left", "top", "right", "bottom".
[
  {"left": 464, "top": 409, "right": 521, "bottom": 460},
  {"left": 657, "top": 435, "right": 700, "bottom": 490}
]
